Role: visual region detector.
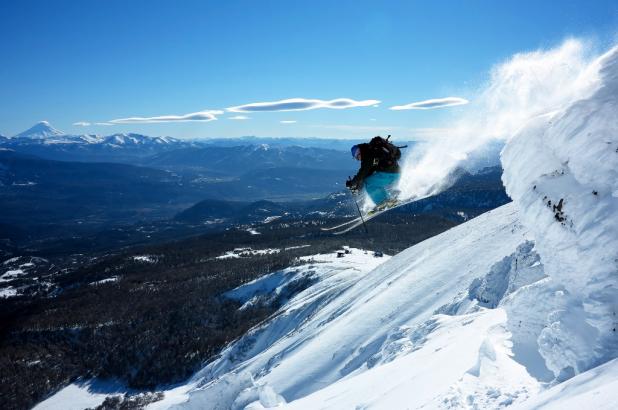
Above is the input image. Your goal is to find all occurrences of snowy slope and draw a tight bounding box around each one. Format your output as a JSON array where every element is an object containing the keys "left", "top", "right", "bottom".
[
  {"left": 32, "top": 380, "right": 127, "bottom": 410},
  {"left": 34, "top": 248, "right": 391, "bottom": 410},
  {"left": 150, "top": 45, "right": 618, "bottom": 410},
  {"left": 512, "top": 358, "right": 618, "bottom": 410},
  {"left": 146, "top": 203, "right": 537, "bottom": 409}
]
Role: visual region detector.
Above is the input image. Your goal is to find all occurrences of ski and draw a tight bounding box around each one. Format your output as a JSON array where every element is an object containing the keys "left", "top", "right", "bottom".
[
  {"left": 331, "top": 204, "right": 401, "bottom": 235},
  {"left": 320, "top": 216, "right": 363, "bottom": 231},
  {"left": 329, "top": 193, "right": 433, "bottom": 235},
  {"left": 320, "top": 199, "right": 400, "bottom": 232}
]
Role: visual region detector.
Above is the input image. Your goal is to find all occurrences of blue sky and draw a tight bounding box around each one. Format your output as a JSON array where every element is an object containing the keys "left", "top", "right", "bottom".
[{"left": 1, "top": 0, "right": 616, "bottom": 139}]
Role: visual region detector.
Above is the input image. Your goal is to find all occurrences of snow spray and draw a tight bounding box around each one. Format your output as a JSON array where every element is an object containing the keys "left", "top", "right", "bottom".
[{"left": 397, "top": 38, "right": 602, "bottom": 202}]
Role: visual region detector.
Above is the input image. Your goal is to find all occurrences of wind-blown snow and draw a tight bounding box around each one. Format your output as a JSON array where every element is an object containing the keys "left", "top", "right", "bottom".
[
  {"left": 397, "top": 39, "right": 601, "bottom": 203},
  {"left": 501, "top": 45, "right": 618, "bottom": 378}
]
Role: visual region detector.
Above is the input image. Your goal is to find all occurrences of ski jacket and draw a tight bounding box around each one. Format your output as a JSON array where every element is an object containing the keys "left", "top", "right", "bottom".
[{"left": 350, "top": 142, "right": 400, "bottom": 189}]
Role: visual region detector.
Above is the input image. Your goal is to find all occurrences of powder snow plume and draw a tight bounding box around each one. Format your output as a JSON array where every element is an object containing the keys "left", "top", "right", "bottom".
[{"left": 397, "top": 38, "right": 603, "bottom": 201}]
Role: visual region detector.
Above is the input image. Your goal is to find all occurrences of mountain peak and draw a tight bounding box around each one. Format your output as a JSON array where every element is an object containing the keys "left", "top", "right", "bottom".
[{"left": 14, "top": 121, "right": 65, "bottom": 139}]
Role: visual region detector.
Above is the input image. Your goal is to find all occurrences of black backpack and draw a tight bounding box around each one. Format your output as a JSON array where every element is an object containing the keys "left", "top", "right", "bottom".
[{"left": 369, "top": 135, "right": 402, "bottom": 168}]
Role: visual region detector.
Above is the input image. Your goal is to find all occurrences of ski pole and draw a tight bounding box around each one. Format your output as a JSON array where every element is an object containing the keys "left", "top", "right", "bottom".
[
  {"left": 347, "top": 178, "right": 369, "bottom": 235},
  {"left": 352, "top": 194, "right": 369, "bottom": 235}
]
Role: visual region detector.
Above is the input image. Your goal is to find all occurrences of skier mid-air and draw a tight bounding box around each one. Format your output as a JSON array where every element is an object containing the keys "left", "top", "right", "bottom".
[
  {"left": 323, "top": 135, "right": 412, "bottom": 234},
  {"left": 345, "top": 136, "right": 402, "bottom": 211}
]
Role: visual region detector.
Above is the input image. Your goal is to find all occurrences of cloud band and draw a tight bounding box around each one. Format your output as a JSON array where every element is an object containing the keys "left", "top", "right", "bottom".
[
  {"left": 109, "top": 110, "right": 224, "bottom": 124},
  {"left": 227, "top": 98, "right": 380, "bottom": 113},
  {"left": 390, "top": 97, "right": 469, "bottom": 110}
]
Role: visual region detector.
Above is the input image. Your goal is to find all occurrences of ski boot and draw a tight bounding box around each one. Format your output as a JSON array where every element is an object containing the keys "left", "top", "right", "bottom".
[{"left": 368, "top": 198, "right": 400, "bottom": 214}]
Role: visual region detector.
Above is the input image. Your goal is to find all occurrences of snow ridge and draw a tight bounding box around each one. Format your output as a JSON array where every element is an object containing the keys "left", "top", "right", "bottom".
[{"left": 502, "top": 45, "right": 618, "bottom": 378}]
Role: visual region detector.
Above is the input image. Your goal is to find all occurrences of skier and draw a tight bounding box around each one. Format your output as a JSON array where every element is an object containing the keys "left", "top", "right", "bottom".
[{"left": 345, "top": 136, "right": 402, "bottom": 210}]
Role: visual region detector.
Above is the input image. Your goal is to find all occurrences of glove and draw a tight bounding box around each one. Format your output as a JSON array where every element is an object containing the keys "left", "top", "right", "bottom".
[{"left": 345, "top": 179, "right": 359, "bottom": 193}]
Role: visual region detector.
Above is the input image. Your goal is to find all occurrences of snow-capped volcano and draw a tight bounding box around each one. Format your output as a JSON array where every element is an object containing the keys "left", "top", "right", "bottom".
[
  {"left": 8, "top": 122, "right": 180, "bottom": 146},
  {"left": 2, "top": 122, "right": 186, "bottom": 160},
  {"left": 13, "top": 120, "right": 64, "bottom": 139}
]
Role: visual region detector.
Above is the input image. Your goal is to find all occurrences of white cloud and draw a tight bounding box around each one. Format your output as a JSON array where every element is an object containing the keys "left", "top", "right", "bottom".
[
  {"left": 228, "top": 115, "right": 250, "bottom": 120},
  {"left": 95, "top": 122, "right": 114, "bottom": 126},
  {"left": 109, "top": 110, "right": 224, "bottom": 124},
  {"left": 390, "top": 97, "right": 469, "bottom": 110},
  {"left": 73, "top": 121, "right": 91, "bottom": 126},
  {"left": 280, "top": 120, "right": 297, "bottom": 124},
  {"left": 227, "top": 98, "right": 380, "bottom": 113}
]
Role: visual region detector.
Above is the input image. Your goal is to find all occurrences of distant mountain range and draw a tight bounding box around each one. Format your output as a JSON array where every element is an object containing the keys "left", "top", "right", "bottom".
[
  {"left": 11, "top": 121, "right": 180, "bottom": 145},
  {"left": 0, "top": 124, "right": 358, "bottom": 244},
  {"left": 1, "top": 122, "right": 358, "bottom": 172},
  {"left": 176, "top": 166, "right": 509, "bottom": 226},
  {"left": 0, "top": 122, "right": 504, "bottom": 251},
  {"left": 2, "top": 121, "right": 192, "bottom": 163}
]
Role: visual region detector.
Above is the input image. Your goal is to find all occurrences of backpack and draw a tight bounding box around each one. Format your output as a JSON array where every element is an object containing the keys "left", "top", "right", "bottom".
[{"left": 369, "top": 135, "right": 401, "bottom": 168}]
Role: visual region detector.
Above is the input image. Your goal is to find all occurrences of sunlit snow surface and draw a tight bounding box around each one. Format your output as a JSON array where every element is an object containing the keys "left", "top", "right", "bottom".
[
  {"left": 150, "top": 204, "right": 540, "bottom": 410},
  {"left": 502, "top": 46, "right": 618, "bottom": 379},
  {"left": 33, "top": 380, "right": 126, "bottom": 410}
]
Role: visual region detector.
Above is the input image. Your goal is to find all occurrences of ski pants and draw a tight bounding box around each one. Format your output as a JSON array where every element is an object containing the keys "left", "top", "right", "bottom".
[{"left": 364, "top": 172, "right": 400, "bottom": 205}]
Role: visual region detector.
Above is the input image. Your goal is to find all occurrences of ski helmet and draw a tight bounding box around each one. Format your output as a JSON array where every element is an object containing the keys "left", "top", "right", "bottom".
[{"left": 351, "top": 145, "right": 361, "bottom": 159}]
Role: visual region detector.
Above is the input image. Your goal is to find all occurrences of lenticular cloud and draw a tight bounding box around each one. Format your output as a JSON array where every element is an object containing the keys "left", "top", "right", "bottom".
[
  {"left": 110, "top": 110, "right": 224, "bottom": 124},
  {"left": 390, "top": 97, "right": 469, "bottom": 110},
  {"left": 227, "top": 98, "right": 380, "bottom": 112}
]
